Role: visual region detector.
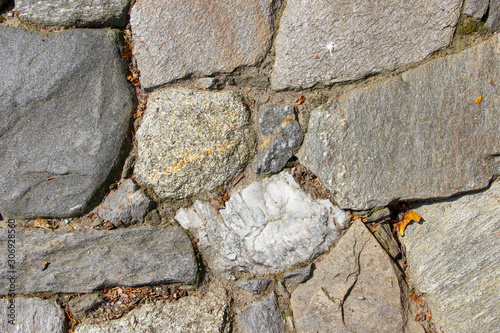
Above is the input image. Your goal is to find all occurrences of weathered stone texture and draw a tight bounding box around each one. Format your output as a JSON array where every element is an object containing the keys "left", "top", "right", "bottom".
[
  {"left": 401, "top": 181, "right": 500, "bottom": 333},
  {"left": 0, "top": 226, "right": 197, "bottom": 294},
  {"left": 0, "top": 298, "right": 66, "bottom": 333},
  {"left": 15, "top": 0, "right": 130, "bottom": 27},
  {"left": 135, "top": 88, "right": 253, "bottom": 200},
  {"left": 237, "top": 278, "right": 271, "bottom": 294},
  {"left": 291, "top": 220, "right": 422, "bottom": 333},
  {"left": 298, "top": 34, "right": 500, "bottom": 210},
  {"left": 74, "top": 286, "right": 229, "bottom": 333},
  {"left": 237, "top": 293, "right": 286, "bottom": 333},
  {"left": 254, "top": 106, "right": 303, "bottom": 175},
  {"left": 271, "top": 0, "right": 462, "bottom": 90},
  {"left": 130, "top": 0, "right": 280, "bottom": 89},
  {"left": 176, "top": 172, "right": 350, "bottom": 277},
  {"left": 0, "top": 28, "right": 134, "bottom": 218},
  {"left": 463, "top": 0, "right": 490, "bottom": 20},
  {"left": 98, "top": 179, "right": 154, "bottom": 226},
  {"left": 486, "top": 0, "right": 500, "bottom": 31}
]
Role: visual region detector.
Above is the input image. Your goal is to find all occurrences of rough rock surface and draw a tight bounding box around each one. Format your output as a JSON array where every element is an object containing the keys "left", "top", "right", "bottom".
[
  {"left": 486, "top": 0, "right": 500, "bottom": 31},
  {"left": 271, "top": 0, "right": 461, "bottom": 90},
  {"left": 15, "top": 0, "right": 130, "bottom": 27},
  {"left": 0, "top": 298, "right": 66, "bottom": 333},
  {"left": 463, "top": 0, "right": 490, "bottom": 20},
  {"left": 0, "top": 226, "right": 197, "bottom": 294},
  {"left": 237, "top": 278, "right": 271, "bottom": 294},
  {"left": 237, "top": 292, "right": 286, "bottom": 333},
  {"left": 74, "top": 286, "right": 229, "bottom": 333},
  {"left": 254, "top": 106, "right": 302, "bottom": 174},
  {"left": 130, "top": 0, "right": 280, "bottom": 89},
  {"left": 291, "top": 220, "right": 422, "bottom": 333},
  {"left": 401, "top": 181, "right": 500, "bottom": 333},
  {"left": 69, "top": 294, "right": 105, "bottom": 320},
  {"left": 0, "top": 27, "right": 135, "bottom": 218},
  {"left": 298, "top": 34, "right": 500, "bottom": 210},
  {"left": 175, "top": 171, "right": 350, "bottom": 277},
  {"left": 283, "top": 264, "right": 313, "bottom": 287},
  {"left": 135, "top": 88, "right": 252, "bottom": 200},
  {"left": 98, "top": 179, "right": 154, "bottom": 226}
]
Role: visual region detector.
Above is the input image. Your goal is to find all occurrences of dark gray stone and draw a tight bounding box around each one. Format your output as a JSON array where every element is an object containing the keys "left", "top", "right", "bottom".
[
  {"left": 283, "top": 264, "right": 313, "bottom": 287},
  {"left": 254, "top": 106, "right": 302, "bottom": 175},
  {"left": 271, "top": 0, "right": 462, "bottom": 90},
  {"left": 463, "top": 0, "right": 490, "bottom": 20},
  {"left": 0, "top": 27, "right": 135, "bottom": 219},
  {"left": 401, "top": 181, "right": 500, "bottom": 333},
  {"left": 135, "top": 88, "right": 253, "bottom": 200},
  {"left": 0, "top": 298, "right": 66, "bottom": 333},
  {"left": 0, "top": 226, "right": 197, "bottom": 294},
  {"left": 237, "top": 278, "right": 271, "bottom": 294},
  {"left": 196, "top": 77, "right": 222, "bottom": 90},
  {"left": 98, "top": 179, "right": 154, "bottom": 226},
  {"left": 237, "top": 293, "right": 286, "bottom": 333},
  {"left": 298, "top": 34, "right": 500, "bottom": 210},
  {"left": 69, "top": 294, "right": 104, "bottom": 320},
  {"left": 74, "top": 286, "right": 229, "bottom": 333},
  {"left": 291, "top": 220, "right": 423, "bottom": 333},
  {"left": 486, "top": 0, "right": 500, "bottom": 31},
  {"left": 15, "top": 0, "right": 130, "bottom": 27},
  {"left": 130, "top": 0, "right": 280, "bottom": 89}
]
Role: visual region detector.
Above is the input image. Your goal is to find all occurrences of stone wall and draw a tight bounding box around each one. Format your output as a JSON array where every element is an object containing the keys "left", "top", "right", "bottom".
[{"left": 0, "top": 0, "right": 499, "bottom": 332}]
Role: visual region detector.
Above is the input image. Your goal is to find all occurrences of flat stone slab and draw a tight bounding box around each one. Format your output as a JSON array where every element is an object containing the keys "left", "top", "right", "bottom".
[
  {"left": 0, "top": 27, "right": 135, "bottom": 219},
  {"left": 15, "top": 0, "right": 130, "bottom": 27},
  {"left": 74, "top": 286, "right": 229, "bottom": 333},
  {"left": 291, "top": 220, "right": 422, "bottom": 333},
  {"left": 271, "top": 0, "right": 461, "bottom": 90},
  {"left": 298, "top": 34, "right": 500, "bottom": 210},
  {"left": 0, "top": 297, "right": 66, "bottom": 333},
  {"left": 401, "top": 181, "right": 500, "bottom": 333},
  {"left": 463, "top": 0, "right": 490, "bottom": 20},
  {"left": 130, "top": 0, "right": 279, "bottom": 89},
  {"left": 176, "top": 171, "right": 350, "bottom": 277},
  {"left": 135, "top": 88, "right": 253, "bottom": 200},
  {"left": 0, "top": 226, "right": 197, "bottom": 294}
]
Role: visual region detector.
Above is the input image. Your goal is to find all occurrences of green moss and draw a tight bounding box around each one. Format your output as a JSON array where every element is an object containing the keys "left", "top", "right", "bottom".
[{"left": 456, "top": 15, "right": 489, "bottom": 36}]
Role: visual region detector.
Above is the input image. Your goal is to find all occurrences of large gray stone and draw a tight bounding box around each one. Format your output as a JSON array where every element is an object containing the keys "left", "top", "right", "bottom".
[
  {"left": 401, "top": 181, "right": 500, "bottom": 333},
  {"left": 175, "top": 171, "right": 350, "bottom": 277},
  {"left": 130, "top": 0, "right": 280, "bottom": 89},
  {"left": 0, "top": 298, "right": 66, "bottom": 333},
  {"left": 74, "top": 286, "right": 229, "bottom": 333},
  {"left": 271, "top": 0, "right": 462, "bottom": 90},
  {"left": 135, "top": 88, "right": 253, "bottom": 200},
  {"left": 486, "top": 0, "right": 500, "bottom": 31},
  {"left": 254, "top": 106, "right": 303, "bottom": 175},
  {"left": 291, "top": 220, "right": 422, "bottom": 333},
  {"left": 298, "top": 34, "right": 500, "bottom": 210},
  {"left": 0, "top": 226, "right": 197, "bottom": 294},
  {"left": 98, "top": 179, "right": 154, "bottom": 226},
  {"left": 0, "top": 27, "right": 135, "bottom": 219},
  {"left": 15, "top": 0, "right": 130, "bottom": 27},
  {"left": 463, "top": 0, "right": 490, "bottom": 20},
  {"left": 237, "top": 292, "right": 286, "bottom": 333}
]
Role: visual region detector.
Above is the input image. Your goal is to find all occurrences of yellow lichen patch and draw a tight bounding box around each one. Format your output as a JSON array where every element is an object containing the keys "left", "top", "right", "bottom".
[
  {"left": 205, "top": 149, "right": 213, "bottom": 156},
  {"left": 260, "top": 136, "right": 272, "bottom": 147}
]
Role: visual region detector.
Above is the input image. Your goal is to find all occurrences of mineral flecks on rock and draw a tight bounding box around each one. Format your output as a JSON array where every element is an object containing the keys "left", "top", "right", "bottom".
[
  {"left": 135, "top": 88, "right": 253, "bottom": 200},
  {"left": 298, "top": 33, "right": 500, "bottom": 210},
  {"left": 254, "top": 106, "right": 303, "bottom": 175},
  {"left": 175, "top": 171, "right": 350, "bottom": 277}
]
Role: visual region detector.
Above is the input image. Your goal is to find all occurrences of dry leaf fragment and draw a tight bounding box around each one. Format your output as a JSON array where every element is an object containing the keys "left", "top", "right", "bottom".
[
  {"left": 395, "top": 211, "right": 422, "bottom": 236},
  {"left": 475, "top": 96, "right": 482, "bottom": 104},
  {"left": 410, "top": 293, "right": 424, "bottom": 306},
  {"left": 314, "top": 54, "right": 319, "bottom": 59},
  {"left": 295, "top": 95, "right": 306, "bottom": 105}
]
